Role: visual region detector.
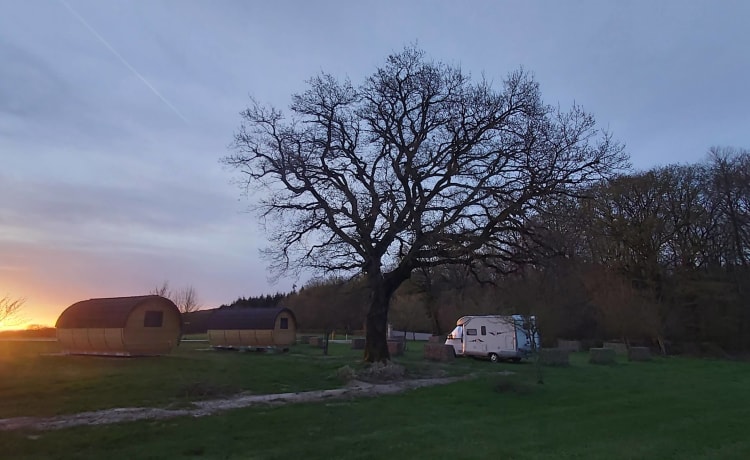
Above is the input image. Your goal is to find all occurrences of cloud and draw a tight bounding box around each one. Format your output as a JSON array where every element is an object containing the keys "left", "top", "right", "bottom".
[
  {"left": 0, "top": 171, "right": 251, "bottom": 248},
  {"left": 57, "top": 0, "right": 190, "bottom": 124},
  {"left": 0, "top": 43, "right": 72, "bottom": 120}
]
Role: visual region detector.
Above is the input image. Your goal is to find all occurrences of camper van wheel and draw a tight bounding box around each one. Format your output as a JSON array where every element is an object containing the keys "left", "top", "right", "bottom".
[{"left": 489, "top": 353, "right": 500, "bottom": 363}]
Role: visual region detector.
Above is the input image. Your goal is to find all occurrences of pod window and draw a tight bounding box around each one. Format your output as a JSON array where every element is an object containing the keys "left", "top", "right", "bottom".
[{"left": 144, "top": 311, "right": 163, "bottom": 327}]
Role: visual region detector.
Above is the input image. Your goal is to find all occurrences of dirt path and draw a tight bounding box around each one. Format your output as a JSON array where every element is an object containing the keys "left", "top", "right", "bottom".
[{"left": 0, "top": 376, "right": 467, "bottom": 431}]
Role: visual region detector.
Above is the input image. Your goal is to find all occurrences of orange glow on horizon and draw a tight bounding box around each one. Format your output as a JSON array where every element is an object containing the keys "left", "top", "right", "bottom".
[
  {"left": 0, "top": 311, "right": 57, "bottom": 332},
  {"left": 0, "top": 294, "right": 64, "bottom": 332}
]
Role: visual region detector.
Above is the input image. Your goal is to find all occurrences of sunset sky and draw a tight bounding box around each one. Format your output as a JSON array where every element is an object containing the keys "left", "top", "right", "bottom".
[{"left": 1, "top": 0, "right": 749, "bottom": 329}]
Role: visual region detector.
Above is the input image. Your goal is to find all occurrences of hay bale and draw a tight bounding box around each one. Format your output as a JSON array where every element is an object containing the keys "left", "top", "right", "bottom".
[
  {"left": 589, "top": 347, "right": 616, "bottom": 364},
  {"left": 539, "top": 348, "right": 570, "bottom": 366},
  {"left": 603, "top": 342, "right": 628, "bottom": 355},
  {"left": 557, "top": 339, "right": 582, "bottom": 352},
  {"left": 308, "top": 336, "right": 325, "bottom": 348},
  {"left": 351, "top": 338, "right": 366, "bottom": 350},
  {"left": 387, "top": 340, "right": 404, "bottom": 356},
  {"left": 424, "top": 343, "right": 455, "bottom": 361},
  {"left": 628, "top": 346, "right": 652, "bottom": 361}
]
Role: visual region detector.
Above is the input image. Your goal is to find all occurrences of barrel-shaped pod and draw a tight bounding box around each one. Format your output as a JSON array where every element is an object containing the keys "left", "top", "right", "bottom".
[
  {"left": 207, "top": 307, "right": 297, "bottom": 348},
  {"left": 70, "top": 329, "right": 91, "bottom": 352},
  {"left": 207, "top": 329, "right": 225, "bottom": 347},
  {"left": 104, "top": 328, "right": 123, "bottom": 349},
  {"left": 56, "top": 328, "right": 73, "bottom": 348},
  {"left": 251, "top": 330, "right": 274, "bottom": 347},
  {"left": 272, "top": 310, "right": 296, "bottom": 346},
  {"left": 70, "top": 329, "right": 88, "bottom": 351},
  {"left": 224, "top": 329, "right": 242, "bottom": 347},
  {"left": 237, "top": 329, "right": 259, "bottom": 346},
  {"left": 56, "top": 295, "right": 181, "bottom": 356},
  {"left": 64, "top": 330, "right": 129, "bottom": 355},
  {"left": 86, "top": 328, "right": 107, "bottom": 351},
  {"left": 122, "top": 297, "right": 182, "bottom": 355}
]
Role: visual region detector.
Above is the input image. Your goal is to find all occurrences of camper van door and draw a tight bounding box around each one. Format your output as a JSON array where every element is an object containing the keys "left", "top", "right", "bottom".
[{"left": 445, "top": 325, "right": 463, "bottom": 355}]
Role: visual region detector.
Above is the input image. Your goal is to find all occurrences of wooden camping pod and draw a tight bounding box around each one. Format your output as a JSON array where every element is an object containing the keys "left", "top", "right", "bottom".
[
  {"left": 56, "top": 295, "right": 182, "bottom": 356},
  {"left": 207, "top": 307, "right": 296, "bottom": 348}
]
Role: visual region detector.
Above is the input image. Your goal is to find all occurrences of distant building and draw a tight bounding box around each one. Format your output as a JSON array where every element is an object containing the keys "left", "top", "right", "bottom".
[{"left": 56, "top": 295, "right": 182, "bottom": 356}]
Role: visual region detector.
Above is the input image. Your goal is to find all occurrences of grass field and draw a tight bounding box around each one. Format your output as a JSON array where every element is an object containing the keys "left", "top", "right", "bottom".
[
  {"left": 2, "top": 340, "right": 750, "bottom": 459},
  {"left": 0, "top": 338, "right": 474, "bottom": 418}
]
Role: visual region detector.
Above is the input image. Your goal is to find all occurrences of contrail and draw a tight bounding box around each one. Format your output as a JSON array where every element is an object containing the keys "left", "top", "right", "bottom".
[{"left": 58, "top": 0, "right": 190, "bottom": 125}]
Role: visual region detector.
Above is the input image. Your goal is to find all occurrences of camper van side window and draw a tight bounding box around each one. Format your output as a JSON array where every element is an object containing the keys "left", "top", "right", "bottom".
[
  {"left": 466, "top": 329, "right": 477, "bottom": 336},
  {"left": 144, "top": 311, "right": 163, "bottom": 327},
  {"left": 481, "top": 326, "right": 486, "bottom": 336},
  {"left": 280, "top": 317, "right": 289, "bottom": 329}
]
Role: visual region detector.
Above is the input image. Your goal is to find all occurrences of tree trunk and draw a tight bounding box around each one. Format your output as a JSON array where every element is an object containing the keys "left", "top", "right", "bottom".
[
  {"left": 426, "top": 300, "right": 442, "bottom": 336},
  {"left": 362, "top": 261, "right": 412, "bottom": 362},
  {"left": 364, "top": 286, "right": 390, "bottom": 362}
]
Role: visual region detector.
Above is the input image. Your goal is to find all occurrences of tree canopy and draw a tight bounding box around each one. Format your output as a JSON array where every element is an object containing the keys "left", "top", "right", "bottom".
[{"left": 224, "top": 47, "right": 627, "bottom": 361}]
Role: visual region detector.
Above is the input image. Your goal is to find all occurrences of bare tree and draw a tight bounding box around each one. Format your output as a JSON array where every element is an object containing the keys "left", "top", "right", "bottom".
[
  {"left": 149, "top": 282, "right": 200, "bottom": 314},
  {"left": 0, "top": 295, "right": 25, "bottom": 328},
  {"left": 149, "top": 281, "right": 173, "bottom": 299},
  {"left": 225, "top": 47, "right": 627, "bottom": 362},
  {"left": 708, "top": 147, "right": 750, "bottom": 269},
  {"left": 174, "top": 286, "right": 200, "bottom": 314}
]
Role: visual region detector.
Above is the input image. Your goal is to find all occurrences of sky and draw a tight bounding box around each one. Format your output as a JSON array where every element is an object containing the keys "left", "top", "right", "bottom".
[{"left": 1, "top": 0, "right": 749, "bottom": 329}]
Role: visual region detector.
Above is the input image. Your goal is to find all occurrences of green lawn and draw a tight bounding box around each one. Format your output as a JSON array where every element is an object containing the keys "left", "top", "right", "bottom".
[
  {"left": 0, "top": 339, "right": 467, "bottom": 418},
  {"left": 2, "top": 341, "right": 750, "bottom": 459}
]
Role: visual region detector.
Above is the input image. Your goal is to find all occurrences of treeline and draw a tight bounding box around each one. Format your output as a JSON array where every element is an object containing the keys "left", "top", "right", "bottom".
[
  {"left": 533, "top": 146, "right": 750, "bottom": 352},
  {"left": 180, "top": 293, "right": 290, "bottom": 334},
  {"left": 284, "top": 277, "right": 369, "bottom": 334},
  {"left": 219, "top": 293, "right": 288, "bottom": 309},
  {"left": 0, "top": 326, "right": 56, "bottom": 339},
  {"left": 282, "top": 148, "right": 749, "bottom": 353}
]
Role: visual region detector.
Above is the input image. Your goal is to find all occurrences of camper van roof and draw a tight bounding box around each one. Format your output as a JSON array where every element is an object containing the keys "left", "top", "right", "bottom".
[{"left": 456, "top": 314, "right": 535, "bottom": 325}]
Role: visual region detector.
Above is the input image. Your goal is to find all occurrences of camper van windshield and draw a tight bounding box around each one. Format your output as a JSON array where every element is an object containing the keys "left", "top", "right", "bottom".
[{"left": 447, "top": 326, "right": 463, "bottom": 339}]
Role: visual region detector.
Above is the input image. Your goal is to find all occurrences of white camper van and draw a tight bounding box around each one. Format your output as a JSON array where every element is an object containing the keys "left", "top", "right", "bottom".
[{"left": 445, "top": 315, "right": 540, "bottom": 362}]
